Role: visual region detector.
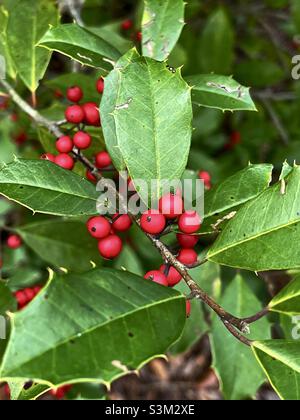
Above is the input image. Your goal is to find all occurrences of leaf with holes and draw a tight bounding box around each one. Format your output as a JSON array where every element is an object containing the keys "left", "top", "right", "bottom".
[
  {"left": 208, "top": 165, "right": 300, "bottom": 271},
  {"left": 0, "top": 159, "right": 98, "bottom": 217},
  {"left": 141, "top": 0, "right": 186, "bottom": 61},
  {"left": 0, "top": 268, "right": 185, "bottom": 385}
]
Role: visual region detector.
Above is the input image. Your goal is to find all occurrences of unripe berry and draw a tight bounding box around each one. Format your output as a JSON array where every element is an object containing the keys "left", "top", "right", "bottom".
[
  {"left": 73, "top": 131, "right": 92, "bottom": 150},
  {"left": 144, "top": 271, "right": 168, "bottom": 287},
  {"left": 98, "top": 235, "right": 123, "bottom": 259},
  {"left": 176, "top": 233, "right": 199, "bottom": 248},
  {"left": 56, "top": 136, "right": 73, "bottom": 154},
  {"left": 159, "top": 193, "right": 184, "bottom": 219},
  {"left": 178, "top": 248, "right": 198, "bottom": 265},
  {"left": 82, "top": 102, "right": 101, "bottom": 126},
  {"left": 112, "top": 213, "right": 132, "bottom": 232},
  {"left": 160, "top": 265, "right": 182, "bottom": 287},
  {"left": 86, "top": 170, "right": 97, "bottom": 183},
  {"left": 87, "top": 216, "right": 111, "bottom": 239},
  {"left": 67, "top": 86, "right": 83, "bottom": 103},
  {"left": 55, "top": 154, "right": 74, "bottom": 170},
  {"left": 95, "top": 151, "right": 112, "bottom": 169},
  {"left": 65, "top": 104, "right": 85, "bottom": 124},
  {"left": 198, "top": 171, "right": 211, "bottom": 190},
  {"left": 178, "top": 211, "right": 201, "bottom": 234},
  {"left": 140, "top": 210, "right": 166, "bottom": 235},
  {"left": 186, "top": 300, "right": 191, "bottom": 318},
  {"left": 121, "top": 19, "right": 133, "bottom": 31},
  {"left": 7, "top": 234, "right": 22, "bottom": 249},
  {"left": 96, "top": 77, "right": 105, "bottom": 94},
  {"left": 41, "top": 153, "right": 56, "bottom": 163}
]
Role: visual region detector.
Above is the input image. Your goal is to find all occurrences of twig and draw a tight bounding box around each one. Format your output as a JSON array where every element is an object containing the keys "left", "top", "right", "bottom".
[
  {"left": 0, "top": 79, "right": 269, "bottom": 342},
  {"left": 242, "top": 308, "right": 269, "bottom": 325}
]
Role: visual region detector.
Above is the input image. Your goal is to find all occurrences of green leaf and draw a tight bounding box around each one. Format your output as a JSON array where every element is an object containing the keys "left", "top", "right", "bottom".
[
  {"left": 252, "top": 340, "right": 300, "bottom": 400},
  {"left": 269, "top": 276, "right": 300, "bottom": 315},
  {"left": 111, "top": 56, "right": 193, "bottom": 204},
  {"left": 37, "top": 128, "right": 57, "bottom": 155},
  {"left": 211, "top": 275, "right": 270, "bottom": 400},
  {"left": 0, "top": 118, "right": 17, "bottom": 166},
  {"left": 141, "top": 0, "right": 185, "bottom": 61},
  {"left": 6, "top": 268, "right": 42, "bottom": 292},
  {"left": 114, "top": 244, "right": 144, "bottom": 277},
  {"left": 17, "top": 383, "right": 49, "bottom": 400},
  {"left": 6, "top": 0, "right": 59, "bottom": 92},
  {"left": 6, "top": 380, "right": 24, "bottom": 400},
  {"left": 38, "top": 24, "right": 121, "bottom": 71},
  {"left": 0, "top": 5, "right": 16, "bottom": 79},
  {"left": 204, "top": 164, "right": 273, "bottom": 219},
  {"left": 0, "top": 268, "right": 185, "bottom": 385},
  {"left": 235, "top": 60, "right": 285, "bottom": 88},
  {"left": 208, "top": 166, "right": 300, "bottom": 271},
  {"left": 186, "top": 74, "right": 257, "bottom": 112},
  {"left": 100, "top": 48, "right": 140, "bottom": 171},
  {"left": 16, "top": 220, "right": 101, "bottom": 273},
  {"left": 0, "top": 281, "right": 17, "bottom": 315},
  {"left": 88, "top": 24, "right": 133, "bottom": 55},
  {"left": 198, "top": 8, "right": 234, "bottom": 74},
  {"left": 0, "top": 159, "right": 99, "bottom": 217}
]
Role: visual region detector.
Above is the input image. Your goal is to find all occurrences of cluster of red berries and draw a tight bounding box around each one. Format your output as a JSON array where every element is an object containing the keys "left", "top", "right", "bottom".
[
  {"left": 86, "top": 213, "right": 132, "bottom": 259},
  {"left": 14, "top": 286, "right": 41, "bottom": 310},
  {"left": 120, "top": 18, "right": 142, "bottom": 42},
  {"left": 41, "top": 78, "right": 113, "bottom": 177}
]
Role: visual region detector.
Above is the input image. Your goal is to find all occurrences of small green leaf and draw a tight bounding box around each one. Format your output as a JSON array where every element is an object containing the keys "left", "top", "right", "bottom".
[
  {"left": 208, "top": 166, "right": 300, "bottom": 271},
  {"left": 186, "top": 74, "right": 257, "bottom": 112},
  {"left": 211, "top": 275, "right": 270, "bottom": 400},
  {"left": 269, "top": 276, "right": 300, "bottom": 315},
  {"left": 16, "top": 220, "right": 101, "bottom": 273},
  {"left": 0, "top": 281, "right": 17, "bottom": 315},
  {"left": 38, "top": 24, "right": 121, "bottom": 71},
  {"left": 0, "top": 268, "right": 185, "bottom": 385},
  {"left": 0, "top": 5, "right": 16, "bottom": 79},
  {"left": 252, "top": 340, "right": 300, "bottom": 400},
  {"left": 0, "top": 159, "right": 99, "bottom": 217},
  {"left": 142, "top": 0, "right": 185, "bottom": 61},
  {"left": 6, "top": 0, "right": 59, "bottom": 92}
]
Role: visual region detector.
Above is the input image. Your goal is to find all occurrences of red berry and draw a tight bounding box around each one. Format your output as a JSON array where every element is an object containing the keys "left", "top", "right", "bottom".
[
  {"left": 54, "top": 89, "right": 63, "bottom": 99},
  {"left": 15, "top": 291, "right": 27, "bottom": 309},
  {"left": 7, "top": 234, "right": 22, "bottom": 249},
  {"left": 140, "top": 210, "right": 166, "bottom": 235},
  {"left": 23, "top": 288, "right": 35, "bottom": 302},
  {"left": 56, "top": 136, "right": 73, "bottom": 153},
  {"left": 87, "top": 216, "right": 111, "bottom": 239},
  {"left": 144, "top": 271, "right": 168, "bottom": 287},
  {"left": 33, "top": 286, "right": 42, "bottom": 295},
  {"left": 198, "top": 171, "right": 211, "bottom": 190},
  {"left": 55, "top": 154, "right": 74, "bottom": 170},
  {"left": 176, "top": 233, "right": 198, "bottom": 248},
  {"left": 41, "top": 153, "right": 56, "bottom": 163},
  {"left": 159, "top": 193, "right": 184, "bottom": 219},
  {"left": 86, "top": 170, "right": 97, "bottom": 183},
  {"left": 178, "top": 249, "right": 198, "bottom": 265},
  {"left": 186, "top": 300, "right": 191, "bottom": 318},
  {"left": 14, "top": 132, "right": 27, "bottom": 145},
  {"left": 65, "top": 105, "right": 85, "bottom": 124},
  {"left": 73, "top": 131, "right": 92, "bottom": 150},
  {"left": 178, "top": 211, "right": 201, "bottom": 234},
  {"left": 160, "top": 265, "right": 182, "bottom": 287},
  {"left": 230, "top": 131, "right": 241, "bottom": 146},
  {"left": 51, "top": 385, "right": 72, "bottom": 399},
  {"left": 67, "top": 86, "right": 83, "bottom": 103},
  {"left": 136, "top": 31, "right": 142, "bottom": 42},
  {"left": 98, "top": 235, "right": 123, "bottom": 259},
  {"left": 82, "top": 102, "right": 101, "bottom": 126},
  {"left": 96, "top": 77, "right": 105, "bottom": 94},
  {"left": 121, "top": 19, "right": 133, "bottom": 31},
  {"left": 95, "top": 151, "right": 112, "bottom": 169},
  {"left": 112, "top": 213, "right": 132, "bottom": 232},
  {"left": 10, "top": 113, "right": 18, "bottom": 122}
]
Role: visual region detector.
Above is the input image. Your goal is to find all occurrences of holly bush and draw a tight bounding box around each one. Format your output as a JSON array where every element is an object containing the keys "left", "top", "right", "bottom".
[{"left": 0, "top": 0, "right": 300, "bottom": 401}]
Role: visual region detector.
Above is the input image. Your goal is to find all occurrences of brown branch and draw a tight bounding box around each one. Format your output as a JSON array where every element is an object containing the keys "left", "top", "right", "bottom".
[{"left": 0, "top": 78, "right": 268, "bottom": 342}]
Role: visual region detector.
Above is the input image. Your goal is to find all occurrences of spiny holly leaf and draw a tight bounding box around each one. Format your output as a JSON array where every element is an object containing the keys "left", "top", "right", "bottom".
[
  {"left": 204, "top": 164, "right": 273, "bottom": 219},
  {"left": 0, "top": 268, "right": 185, "bottom": 386},
  {"left": 252, "top": 340, "right": 300, "bottom": 400},
  {"left": 141, "top": 0, "right": 186, "bottom": 61},
  {"left": 186, "top": 74, "right": 257, "bottom": 112},
  {"left": 38, "top": 24, "right": 121, "bottom": 71},
  {"left": 6, "top": 0, "right": 59, "bottom": 92},
  {"left": 111, "top": 56, "right": 193, "bottom": 204},
  {"left": 16, "top": 220, "right": 101, "bottom": 273},
  {"left": 208, "top": 165, "right": 300, "bottom": 271},
  {"left": 269, "top": 276, "right": 300, "bottom": 315},
  {"left": 100, "top": 49, "right": 140, "bottom": 171},
  {"left": 210, "top": 275, "right": 270, "bottom": 400},
  {"left": 0, "top": 159, "right": 99, "bottom": 217}
]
